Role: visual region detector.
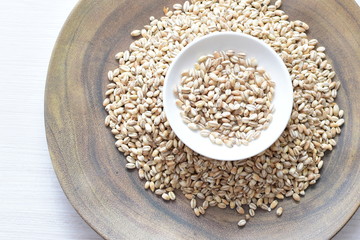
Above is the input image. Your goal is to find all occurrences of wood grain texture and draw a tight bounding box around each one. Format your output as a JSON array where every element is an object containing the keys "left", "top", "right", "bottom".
[{"left": 45, "top": 0, "right": 360, "bottom": 239}]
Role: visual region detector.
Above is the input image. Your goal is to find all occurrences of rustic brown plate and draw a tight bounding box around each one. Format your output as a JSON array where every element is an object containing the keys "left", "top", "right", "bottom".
[{"left": 45, "top": 0, "right": 360, "bottom": 239}]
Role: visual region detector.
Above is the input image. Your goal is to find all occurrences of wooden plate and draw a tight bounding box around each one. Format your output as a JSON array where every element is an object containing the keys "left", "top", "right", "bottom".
[{"left": 45, "top": 0, "right": 360, "bottom": 239}]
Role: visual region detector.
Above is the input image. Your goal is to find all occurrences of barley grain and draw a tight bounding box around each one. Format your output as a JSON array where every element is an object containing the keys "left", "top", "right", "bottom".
[
  {"left": 249, "top": 209, "right": 255, "bottom": 217},
  {"left": 125, "top": 163, "right": 136, "bottom": 169},
  {"left": 130, "top": 30, "right": 141, "bottom": 37},
  {"left": 194, "top": 207, "right": 200, "bottom": 217},
  {"left": 169, "top": 191, "right": 176, "bottom": 200},
  {"left": 190, "top": 198, "right": 196, "bottom": 209},
  {"left": 270, "top": 200, "right": 278, "bottom": 209},
  {"left": 162, "top": 193, "right": 170, "bottom": 201},
  {"left": 292, "top": 193, "right": 301, "bottom": 202},
  {"left": 237, "top": 219, "right": 247, "bottom": 227}
]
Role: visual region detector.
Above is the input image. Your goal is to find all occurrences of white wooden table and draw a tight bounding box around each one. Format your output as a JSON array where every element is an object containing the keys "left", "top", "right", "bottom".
[{"left": 0, "top": 1, "right": 358, "bottom": 239}]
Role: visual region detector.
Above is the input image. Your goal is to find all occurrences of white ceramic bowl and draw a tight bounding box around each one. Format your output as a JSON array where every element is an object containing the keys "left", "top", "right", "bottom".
[{"left": 163, "top": 32, "right": 293, "bottom": 161}]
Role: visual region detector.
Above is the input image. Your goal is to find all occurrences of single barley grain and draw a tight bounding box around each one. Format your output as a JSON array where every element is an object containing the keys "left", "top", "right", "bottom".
[
  {"left": 162, "top": 193, "right": 170, "bottom": 201},
  {"left": 270, "top": 200, "right": 278, "bottom": 209},
  {"left": 292, "top": 193, "right": 301, "bottom": 202},
  {"left": 169, "top": 191, "right": 176, "bottom": 200},
  {"left": 190, "top": 198, "right": 196, "bottom": 209},
  {"left": 238, "top": 219, "right": 247, "bottom": 227},
  {"left": 194, "top": 207, "right": 200, "bottom": 217},
  {"left": 130, "top": 29, "right": 141, "bottom": 37}
]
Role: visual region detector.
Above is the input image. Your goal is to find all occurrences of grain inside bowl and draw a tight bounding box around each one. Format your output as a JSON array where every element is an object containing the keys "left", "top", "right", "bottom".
[
  {"left": 103, "top": 0, "right": 344, "bottom": 226},
  {"left": 175, "top": 51, "right": 275, "bottom": 147}
]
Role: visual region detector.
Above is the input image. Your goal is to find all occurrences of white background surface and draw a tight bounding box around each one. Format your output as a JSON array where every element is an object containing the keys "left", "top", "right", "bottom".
[{"left": 0, "top": 1, "right": 359, "bottom": 239}]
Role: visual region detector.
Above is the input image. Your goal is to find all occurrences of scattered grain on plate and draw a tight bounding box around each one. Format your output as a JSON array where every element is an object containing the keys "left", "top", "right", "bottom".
[
  {"left": 104, "top": 0, "right": 344, "bottom": 227},
  {"left": 276, "top": 207, "right": 284, "bottom": 216}
]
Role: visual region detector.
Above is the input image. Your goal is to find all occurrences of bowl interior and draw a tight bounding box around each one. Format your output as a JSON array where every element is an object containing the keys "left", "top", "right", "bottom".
[{"left": 164, "top": 32, "right": 293, "bottom": 161}]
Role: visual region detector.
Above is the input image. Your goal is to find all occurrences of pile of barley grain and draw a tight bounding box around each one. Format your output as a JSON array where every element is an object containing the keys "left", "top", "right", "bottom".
[
  {"left": 103, "top": 0, "right": 344, "bottom": 226},
  {"left": 176, "top": 51, "right": 275, "bottom": 147}
]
